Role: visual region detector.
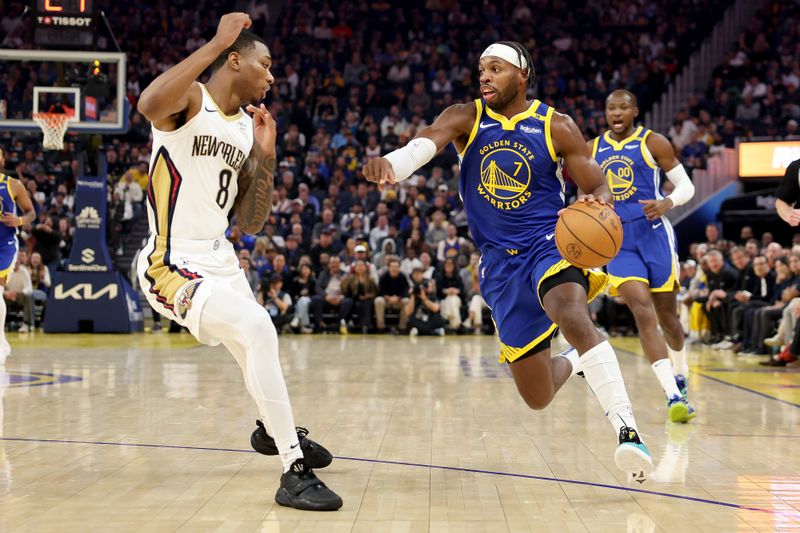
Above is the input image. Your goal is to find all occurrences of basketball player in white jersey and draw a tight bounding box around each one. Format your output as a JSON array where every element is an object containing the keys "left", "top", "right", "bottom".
[{"left": 136, "top": 13, "right": 341, "bottom": 511}]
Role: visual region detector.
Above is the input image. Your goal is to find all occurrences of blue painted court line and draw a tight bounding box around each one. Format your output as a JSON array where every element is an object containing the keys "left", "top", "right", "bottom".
[
  {"left": 0, "top": 435, "right": 788, "bottom": 517},
  {"left": 614, "top": 347, "right": 800, "bottom": 409},
  {"left": 694, "top": 372, "right": 800, "bottom": 409}
]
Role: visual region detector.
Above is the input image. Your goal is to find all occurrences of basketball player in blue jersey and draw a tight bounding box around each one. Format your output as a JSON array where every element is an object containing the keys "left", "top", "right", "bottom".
[
  {"left": 0, "top": 146, "right": 36, "bottom": 364},
  {"left": 363, "top": 42, "right": 653, "bottom": 482},
  {"left": 136, "top": 13, "right": 340, "bottom": 510},
  {"left": 591, "top": 90, "right": 696, "bottom": 423}
]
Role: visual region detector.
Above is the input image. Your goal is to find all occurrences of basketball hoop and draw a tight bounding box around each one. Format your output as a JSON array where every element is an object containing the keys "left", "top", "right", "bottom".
[{"left": 32, "top": 112, "right": 71, "bottom": 150}]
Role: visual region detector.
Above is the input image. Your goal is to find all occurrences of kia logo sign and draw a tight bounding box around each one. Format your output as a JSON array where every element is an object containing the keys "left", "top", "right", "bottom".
[{"left": 54, "top": 283, "right": 118, "bottom": 300}]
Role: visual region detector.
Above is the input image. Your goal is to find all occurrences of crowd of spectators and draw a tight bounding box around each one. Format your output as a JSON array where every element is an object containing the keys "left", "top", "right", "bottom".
[
  {"left": 665, "top": 223, "right": 800, "bottom": 367},
  {"left": 665, "top": 0, "right": 800, "bottom": 174}
]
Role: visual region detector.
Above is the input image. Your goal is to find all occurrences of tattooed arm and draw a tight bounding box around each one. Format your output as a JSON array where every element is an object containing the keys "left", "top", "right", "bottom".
[
  {"left": 235, "top": 145, "right": 276, "bottom": 234},
  {"left": 234, "top": 103, "right": 277, "bottom": 235}
]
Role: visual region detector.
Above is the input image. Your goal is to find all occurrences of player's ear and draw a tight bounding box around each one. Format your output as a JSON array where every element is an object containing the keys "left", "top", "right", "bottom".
[
  {"left": 634, "top": 106, "right": 640, "bottom": 119},
  {"left": 228, "top": 51, "right": 241, "bottom": 71}
]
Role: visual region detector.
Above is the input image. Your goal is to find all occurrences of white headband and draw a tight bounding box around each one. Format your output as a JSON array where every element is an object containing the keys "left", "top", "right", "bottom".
[{"left": 480, "top": 43, "right": 528, "bottom": 71}]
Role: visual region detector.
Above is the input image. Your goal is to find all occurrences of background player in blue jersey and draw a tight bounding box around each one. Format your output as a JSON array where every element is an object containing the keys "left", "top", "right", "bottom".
[
  {"left": 591, "top": 90, "right": 696, "bottom": 423},
  {"left": 363, "top": 42, "right": 653, "bottom": 482},
  {"left": 0, "top": 146, "right": 37, "bottom": 364}
]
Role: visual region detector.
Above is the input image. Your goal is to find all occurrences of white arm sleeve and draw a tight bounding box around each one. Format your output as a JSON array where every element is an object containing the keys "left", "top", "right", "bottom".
[
  {"left": 383, "top": 137, "right": 438, "bottom": 182},
  {"left": 665, "top": 164, "right": 695, "bottom": 207}
]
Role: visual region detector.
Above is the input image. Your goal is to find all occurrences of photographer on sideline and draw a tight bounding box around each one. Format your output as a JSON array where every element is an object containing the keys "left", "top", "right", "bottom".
[{"left": 405, "top": 267, "right": 447, "bottom": 336}]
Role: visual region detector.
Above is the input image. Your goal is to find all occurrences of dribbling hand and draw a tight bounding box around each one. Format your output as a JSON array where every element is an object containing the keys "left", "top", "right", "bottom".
[
  {"left": 557, "top": 194, "right": 611, "bottom": 216},
  {"left": 246, "top": 103, "right": 277, "bottom": 157},
  {"left": 362, "top": 157, "right": 395, "bottom": 191},
  {"left": 212, "top": 13, "right": 252, "bottom": 49}
]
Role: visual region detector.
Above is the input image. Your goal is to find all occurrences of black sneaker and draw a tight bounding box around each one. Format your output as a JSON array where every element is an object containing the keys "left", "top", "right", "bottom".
[
  {"left": 251, "top": 420, "right": 333, "bottom": 469},
  {"left": 275, "top": 459, "right": 343, "bottom": 511}
]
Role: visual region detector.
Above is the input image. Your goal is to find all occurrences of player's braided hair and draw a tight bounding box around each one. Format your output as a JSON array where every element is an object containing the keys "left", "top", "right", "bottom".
[
  {"left": 210, "top": 29, "right": 268, "bottom": 72},
  {"left": 495, "top": 40, "right": 535, "bottom": 87}
]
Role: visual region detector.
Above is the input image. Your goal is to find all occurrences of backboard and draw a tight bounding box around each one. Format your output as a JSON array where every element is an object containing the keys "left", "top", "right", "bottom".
[{"left": 0, "top": 49, "right": 128, "bottom": 135}]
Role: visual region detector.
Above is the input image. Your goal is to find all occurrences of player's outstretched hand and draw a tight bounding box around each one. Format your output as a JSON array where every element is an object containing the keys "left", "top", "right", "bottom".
[
  {"left": 638, "top": 198, "right": 672, "bottom": 221},
  {"left": 362, "top": 157, "right": 395, "bottom": 190},
  {"left": 212, "top": 13, "right": 252, "bottom": 49},
  {"left": 246, "top": 104, "right": 276, "bottom": 156}
]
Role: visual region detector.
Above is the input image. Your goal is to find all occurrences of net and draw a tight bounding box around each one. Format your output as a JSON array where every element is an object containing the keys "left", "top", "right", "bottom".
[{"left": 32, "top": 112, "right": 71, "bottom": 150}]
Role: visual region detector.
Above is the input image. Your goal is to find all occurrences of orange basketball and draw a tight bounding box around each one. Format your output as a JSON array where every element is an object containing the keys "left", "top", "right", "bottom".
[{"left": 554, "top": 202, "right": 623, "bottom": 269}]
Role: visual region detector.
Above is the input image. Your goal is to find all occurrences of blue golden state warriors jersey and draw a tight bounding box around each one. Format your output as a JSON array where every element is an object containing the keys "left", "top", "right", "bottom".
[
  {"left": 458, "top": 99, "right": 563, "bottom": 253},
  {"left": 0, "top": 174, "right": 16, "bottom": 243},
  {"left": 591, "top": 126, "right": 660, "bottom": 223}
]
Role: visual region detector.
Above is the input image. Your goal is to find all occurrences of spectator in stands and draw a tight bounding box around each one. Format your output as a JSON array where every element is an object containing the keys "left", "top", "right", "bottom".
[
  {"left": 288, "top": 262, "right": 316, "bottom": 334},
  {"left": 30, "top": 215, "right": 61, "bottom": 279},
  {"left": 342, "top": 260, "right": 377, "bottom": 334},
  {"left": 311, "top": 255, "right": 352, "bottom": 334},
  {"left": 702, "top": 250, "right": 739, "bottom": 344},
  {"left": 259, "top": 274, "right": 292, "bottom": 333},
  {"left": 239, "top": 254, "right": 260, "bottom": 297},
  {"left": 375, "top": 258, "right": 409, "bottom": 333},
  {"left": 436, "top": 257, "right": 464, "bottom": 331},
  {"left": 310, "top": 228, "right": 339, "bottom": 272},
  {"left": 437, "top": 223, "right": 467, "bottom": 263},
  {"left": 405, "top": 267, "right": 447, "bottom": 337},
  {"left": 5, "top": 250, "right": 33, "bottom": 332},
  {"left": 730, "top": 255, "right": 777, "bottom": 353}
]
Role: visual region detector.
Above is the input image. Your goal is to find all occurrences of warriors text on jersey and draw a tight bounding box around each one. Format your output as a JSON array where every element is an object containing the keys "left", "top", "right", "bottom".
[
  {"left": 146, "top": 83, "right": 254, "bottom": 241},
  {"left": 591, "top": 125, "right": 659, "bottom": 223},
  {"left": 457, "top": 99, "right": 564, "bottom": 254}
]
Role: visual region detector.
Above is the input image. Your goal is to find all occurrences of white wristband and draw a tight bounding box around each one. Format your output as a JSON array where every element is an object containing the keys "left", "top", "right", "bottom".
[
  {"left": 665, "top": 164, "right": 695, "bottom": 207},
  {"left": 383, "top": 137, "right": 438, "bottom": 182}
]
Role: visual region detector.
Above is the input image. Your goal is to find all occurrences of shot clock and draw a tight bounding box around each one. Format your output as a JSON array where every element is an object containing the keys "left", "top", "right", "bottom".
[{"left": 35, "top": 0, "right": 97, "bottom": 48}]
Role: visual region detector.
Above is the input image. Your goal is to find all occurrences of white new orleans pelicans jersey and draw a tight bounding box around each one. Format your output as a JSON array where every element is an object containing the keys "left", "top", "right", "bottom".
[
  {"left": 146, "top": 83, "right": 253, "bottom": 240},
  {"left": 139, "top": 83, "right": 254, "bottom": 331}
]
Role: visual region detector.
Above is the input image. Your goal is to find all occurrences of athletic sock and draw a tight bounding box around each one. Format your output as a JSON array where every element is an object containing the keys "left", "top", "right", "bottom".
[
  {"left": 554, "top": 346, "right": 580, "bottom": 376},
  {"left": 580, "top": 340, "right": 639, "bottom": 436},
  {"left": 651, "top": 358, "right": 683, "bottom": 399},
  {"left": 667, "top": 345, "right": 689, "bottom": 377}
]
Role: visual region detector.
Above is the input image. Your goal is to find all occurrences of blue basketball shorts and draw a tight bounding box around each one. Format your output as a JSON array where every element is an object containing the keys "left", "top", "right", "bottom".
[
  {"left": 607, "top": 216, "right": 679, "bottom": 295},
  {"left": 478, "top": 240, "right": 607, "bottom": 364}
]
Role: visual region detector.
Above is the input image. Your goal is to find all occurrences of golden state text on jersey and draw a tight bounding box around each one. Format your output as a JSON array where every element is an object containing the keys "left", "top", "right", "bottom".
[
  {"left": 457, "top": 99, "right": 564, "bottom": 253},
  {"left": 591, "top": 126, "right": 659, "bottom": 223}
]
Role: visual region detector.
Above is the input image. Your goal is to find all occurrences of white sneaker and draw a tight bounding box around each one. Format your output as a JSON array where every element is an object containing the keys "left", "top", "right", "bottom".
[
  {"left": 290, "top": 317, "right": 300, "bottom": 329},
  {"left": 435, "top": 328, "right": 445, "bottom": 336},
  {"left": 462, "top": 318, "right": 472, "bottom": 329},
  {"left": 18, "top": 324, "right": 30, "bottom": 333},
  {"left": 409, "top": 327, "right": 419, "bottom": 337},
  {"left": 715, "top": 340, "right": 733, "bottom": 350}
]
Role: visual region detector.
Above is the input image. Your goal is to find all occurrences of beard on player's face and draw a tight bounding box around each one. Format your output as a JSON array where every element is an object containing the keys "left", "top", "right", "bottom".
[{"left": 485, "top": 82, "right": 520, "bottom": 111}]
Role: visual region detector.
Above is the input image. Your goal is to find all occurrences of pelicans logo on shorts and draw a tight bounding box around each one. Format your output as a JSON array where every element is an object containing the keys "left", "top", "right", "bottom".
[
  {"left": 476, "top": 141, "right": 534, "bottom": 211},
  {"left": 176, "top": 280, "right": 203, "bottom": 320},
  {"left": 601, "top": 155, "right": 638, "bottom": 201}
]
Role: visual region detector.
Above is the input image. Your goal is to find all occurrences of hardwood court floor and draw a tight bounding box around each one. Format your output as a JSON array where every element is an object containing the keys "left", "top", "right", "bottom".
[{"left": 1, "top": 330, "right": 799, "bottom": 532}]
